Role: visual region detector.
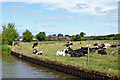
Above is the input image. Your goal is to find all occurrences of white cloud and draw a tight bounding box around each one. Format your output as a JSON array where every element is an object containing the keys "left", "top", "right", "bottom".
[
  {"left": 47, "top": 16, "right": 63, "bottom": 21},
  {"left": 25, "top": 10, "right": 43, "bottom": 15},
  {"left": 2, "top": 0, "right": 119, "bottom": 16},
  {"left": 66, "top": 16, "right": 74, "bottom": 19},
  {"left": 8, "top": 6, "right": 26, "bottom": 14}
]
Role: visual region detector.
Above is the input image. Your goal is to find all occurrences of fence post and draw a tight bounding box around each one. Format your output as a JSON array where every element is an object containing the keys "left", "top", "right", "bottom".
[
  {"left": 87, "top": 46, "right": 89, "bottom": 66},
  {"left": 54, "top": 43, "right": 56, "bottom": 59}
]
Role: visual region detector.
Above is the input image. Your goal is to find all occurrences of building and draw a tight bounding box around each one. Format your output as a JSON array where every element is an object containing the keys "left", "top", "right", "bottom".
[
  {"left": 59, "top": 36, "right": 71, "bottom": 40},
  {"left": 33, "top": 36, "right": 38, "bottom": 41},
  {"left": 17, "top": 36, "right": 38, "bottom": 41},
  {"left": 47, "top": 36, "right": 58, "bottom": 40},
  {"left": 17, "top": 36, "right": 24, "bottom": 41}
]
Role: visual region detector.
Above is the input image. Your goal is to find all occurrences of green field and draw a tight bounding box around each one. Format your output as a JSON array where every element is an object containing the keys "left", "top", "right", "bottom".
[{"left": 11, "top": 40, "right": 119, "bottom": 77}]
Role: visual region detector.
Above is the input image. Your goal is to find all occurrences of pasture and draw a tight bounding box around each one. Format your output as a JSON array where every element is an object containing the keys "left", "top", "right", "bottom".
[{"left": 11, "top": 40, "right": 119, "bottom": 77}]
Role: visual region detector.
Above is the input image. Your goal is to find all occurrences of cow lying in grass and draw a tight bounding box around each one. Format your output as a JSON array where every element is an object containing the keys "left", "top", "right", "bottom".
[
  {"left": 98, "top": 49, "right": 107, "bottom": 55},
  {"left": 56, "top": 49, "right": 67, "bottom": 56},
  {"left": 33, "top": 49, "right": 43, "bottom": 55},
  {"left": 56, "top": 41, "right": 73, "bottom": 56}
]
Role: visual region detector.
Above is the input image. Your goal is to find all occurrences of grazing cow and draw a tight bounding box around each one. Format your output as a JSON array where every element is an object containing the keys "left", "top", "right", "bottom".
[
  {"left": 32, "top": 42, "right": 38, "bottom": 48},
  {"left": 63, "top": 41, "right": 73, "bottom": 47},
  {"left": 98, "top": 49, "right": 107, "bottom": 55},
  {"left": 33, "top": 49, "right": 43, "bottom": 55}
]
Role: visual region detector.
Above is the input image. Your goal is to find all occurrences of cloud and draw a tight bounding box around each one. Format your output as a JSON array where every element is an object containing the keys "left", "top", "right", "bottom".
[
  {"left": 66, "top": 16, "right": 74, "bottom": 19},
  {"left": 42, "top": 24, "right": 56, "bottom": 27},
  {"left": 2, "top": 0, "right": 119, "bottom": 16},
  {"left": 8, "top": 6, "right": 26, "bottom": 14},
  {"left": 25, "top": 10, "right": 43, "bottom": 15},
  {"left": 46, "top": 16, "right": 63, "bottom": 21}
]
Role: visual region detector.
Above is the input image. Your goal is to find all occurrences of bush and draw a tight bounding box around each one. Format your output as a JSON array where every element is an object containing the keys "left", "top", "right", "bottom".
[{"left": 2, "top": 45, "right": 11, "bottom": 54}]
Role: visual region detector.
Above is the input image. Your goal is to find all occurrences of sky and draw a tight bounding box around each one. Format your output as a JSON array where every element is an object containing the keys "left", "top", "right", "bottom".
[{"left": 0, "top": 0, "right": 119, "bottom": 36}]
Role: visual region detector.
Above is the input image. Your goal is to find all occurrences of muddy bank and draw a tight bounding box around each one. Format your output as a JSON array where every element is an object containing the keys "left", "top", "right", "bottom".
[{"left": 11, "top": 50, "right": 119, "bottom": 80}]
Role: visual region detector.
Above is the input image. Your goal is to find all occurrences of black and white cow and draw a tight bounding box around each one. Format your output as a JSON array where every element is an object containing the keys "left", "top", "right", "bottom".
[
  {"left": 32, "top": 42, "right": 38, "bottom": 48},
  {"left": 33, "top": 49, "right": 43, "bottom": 55}
]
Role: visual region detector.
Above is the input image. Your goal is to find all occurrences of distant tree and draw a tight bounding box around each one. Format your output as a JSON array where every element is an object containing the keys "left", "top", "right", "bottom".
[
  {"left": 75, "top": 34, "right": 81, "bottom": 41},
  {"left": 71, "top": 35, "right": 75, "bottom": 41},
  {"left": 2, "top": 23, "right": 19, "bottom": 45},
  {"left": 81, "top": 37, "right": 87, "bottom": 41},
  {"left": 52, "top": 34, "right": 56, "bottom": 36},
  {"left": 57, "top": 33, "right": 63, "bottom": 37},
  {"left": 114, "top": 34, "right": 120, "bottom": 40},
  {"left": 65, "top": 35, "right": 69, "bottom": 37},
  {"left": 58, "top": 38, "right": 61, "bottom": 41},
  {"left": 36, "top": 32, "right": 46, "bottom": 41},
  {"left": 80, "top": 32, "right": 86, "bottom": 37},
  {"left": 23, "top": 29, "right": 33, "bottom": 42}
]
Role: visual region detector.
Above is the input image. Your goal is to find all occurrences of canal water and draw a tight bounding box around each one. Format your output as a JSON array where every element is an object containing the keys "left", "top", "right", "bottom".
[{"left": 1, "top": 53, "right": 83, "bottom": 79}]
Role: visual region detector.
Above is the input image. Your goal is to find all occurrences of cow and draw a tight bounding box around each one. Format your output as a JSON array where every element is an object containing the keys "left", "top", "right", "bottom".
[
  {"left": 70, "top": 47, "right": 88, "bottom": 57},
  {"left": 98, "top": 49, "right": 107, "bottom": 55},
  {"left": 104, "top": 43, "right": 111, "bottom": 49},
  {"left": 33, "top": 49, "right": 43, "bottom": 55},
  {"left": 13, "top": 42, "right": 19, "bottom": 46},
  {"left": 56, "top": 49, "right": 67, "bottom": 56},
  {"left": 32, "top": 42, "right": 38, "bottom": 48},
  {"left": 93, "top": 43, "right": 98, "bottom": 46}
]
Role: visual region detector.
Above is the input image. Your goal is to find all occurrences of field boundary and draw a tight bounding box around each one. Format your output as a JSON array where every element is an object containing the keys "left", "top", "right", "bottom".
[{"left": 11, "top": 50, "right": 119, "bottom": 80}]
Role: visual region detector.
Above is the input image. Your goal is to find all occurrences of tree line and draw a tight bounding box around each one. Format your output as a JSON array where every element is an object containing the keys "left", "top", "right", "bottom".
[{"left": 2, "top": 23, "right": 120, "bottom": 45}]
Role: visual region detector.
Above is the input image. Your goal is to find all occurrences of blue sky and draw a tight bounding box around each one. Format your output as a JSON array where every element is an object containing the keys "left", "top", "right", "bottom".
[{"left": 1, "top": 0, "right": 119, "bottom": 36}]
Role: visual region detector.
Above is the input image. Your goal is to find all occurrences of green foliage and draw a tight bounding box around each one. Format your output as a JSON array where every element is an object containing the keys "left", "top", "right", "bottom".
[
  {"left": 57, "top": 33, "right": 63, "bottom": 37},
  {"left": 2, "top": 23, "right": 19, "bottom": 45},
  {"left": 71, "top": 34, "right": 81, "bottom": 41},
  {"left": 80, "top": 32, "right": 86, "bottom": 37},
  {"left": 65, "top": 35, "right": 70, "bottom": 37},
  {"left": 71, "top": 35, "right": 75, "bottom": 41},
  {"left": 36, "top": 32, "right": 46, "bottom": 41},
  {"left": 81, "top": 37, "right": 87, "bottom": 41},
  {"left": 23, "top": 29, "right": 33, "bottom": 42},
  {"left": 2, "top": 44, "right": 11, "bottom": 54},
  {"left": 58, "top": 38, "right": 61, "bottom": 41},
  {"left": 114, "top": 34, "right": 120, "bottom": 40},
  {"left": 75, "top": 34, "right": 81, "bottom": 41},
  {"left": 52, "top": 34, "right": 56, "bottom": 36}
]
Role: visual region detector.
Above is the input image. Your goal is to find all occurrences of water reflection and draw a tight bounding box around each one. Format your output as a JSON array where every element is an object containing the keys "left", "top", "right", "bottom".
[{"left": 2, "top": 54, "right": 83, "bottom": 80}]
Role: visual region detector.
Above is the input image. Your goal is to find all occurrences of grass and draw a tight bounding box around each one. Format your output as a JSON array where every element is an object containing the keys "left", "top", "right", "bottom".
[{"left": 11, "top": 40, "right": 119, "bottom": 77}]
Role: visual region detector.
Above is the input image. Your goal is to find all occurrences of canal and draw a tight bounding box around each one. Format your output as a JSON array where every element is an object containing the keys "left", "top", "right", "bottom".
[{"left": 1, "top": 53, "right": 83, "bottom": 79}]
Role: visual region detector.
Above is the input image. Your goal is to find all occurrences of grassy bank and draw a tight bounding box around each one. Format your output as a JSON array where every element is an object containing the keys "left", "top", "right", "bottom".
[
  {"left": 11, "top": 40, "right": 119, "bottom": 77},
  {"left": 2, "top": 44, "right": 11, "bottom": 54}
]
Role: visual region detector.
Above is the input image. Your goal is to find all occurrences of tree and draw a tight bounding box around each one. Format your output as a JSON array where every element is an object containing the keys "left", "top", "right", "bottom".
[
  {"left": 23, "top": 29, "right": 33, "bottom": 42},
  {"left": 52, "top": 34, "right": 56, "bottom": 36},
  {"left": 114, "top": 34, "right": 120, "bottom": 40},
  {"left": 71, "top": 34, "right": 81, "bottom": 41},
  {"left": 2, "top": 23, "right": 19, "bottom": 45},
  {"left": 71, "top": 35, "right": 75, "bottom": 41},
  {"left": 80, "top": 32, "right": 86, "bottom": 37},
  {"left": 57, "top": 33, "right": 63, "bottom": 37},
  {"left": 65, "top": 35, "right": 69, "bottom": 37},
  {"left": 36, "top": 32, "right": 46, "bottom": 41},
  {"left": 75, "top": 34, "right": 81, "bottom": 41}
]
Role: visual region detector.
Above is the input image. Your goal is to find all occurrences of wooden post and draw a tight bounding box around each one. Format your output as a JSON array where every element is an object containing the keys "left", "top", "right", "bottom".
[
  {"left": 54, "top": 43, "right": 56, "bottom": 59},
  {"left": 87, "top": 46, "right": 89, "bottom": 66}
]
